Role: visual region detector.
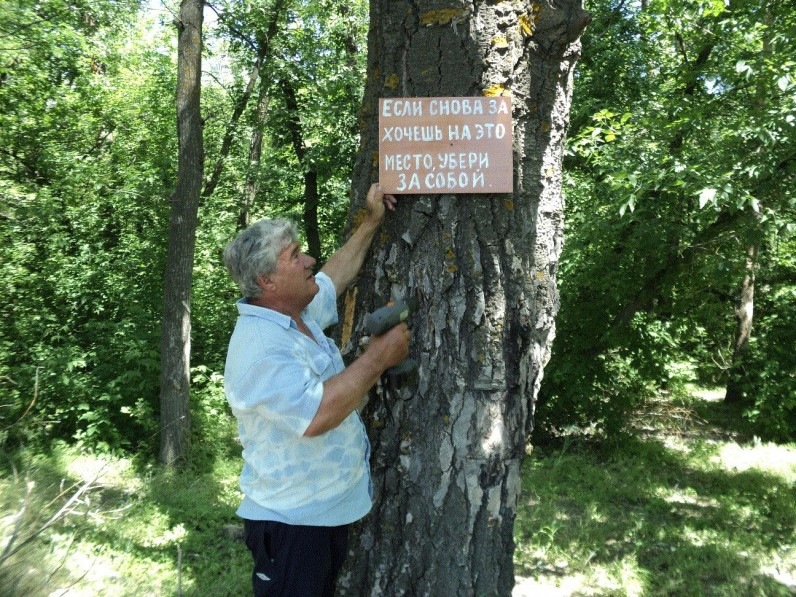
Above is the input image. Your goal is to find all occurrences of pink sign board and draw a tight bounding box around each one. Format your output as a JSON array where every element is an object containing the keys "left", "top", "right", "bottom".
[{"left": 379, "top": 97, "right": 513, "bottom": 194}]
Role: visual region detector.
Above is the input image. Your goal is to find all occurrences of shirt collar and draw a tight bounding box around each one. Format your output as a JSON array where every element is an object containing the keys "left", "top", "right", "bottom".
[{"left": 236, "top": 298, "right": 298, "bottom": 330}]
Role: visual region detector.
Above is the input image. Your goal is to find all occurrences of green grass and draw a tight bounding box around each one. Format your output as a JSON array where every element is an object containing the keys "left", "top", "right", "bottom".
[
  {"left": 514, "top": 390, "right": 796, "bottom": 596},
  {"left": 1, "top": 388, "right": 794, "bottom": 596},
  {"left": 0, "top": 443, "right": 252, "bottom": 596}
]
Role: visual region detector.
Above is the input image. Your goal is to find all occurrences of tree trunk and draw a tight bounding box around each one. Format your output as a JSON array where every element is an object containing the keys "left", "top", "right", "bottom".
[
  {"left": 725, "top": 242, "right": 757, "bottom": 404},
  {"left": 726, "top": 4, "right": 769, "bottom": 406},
  {"left": 337, "top": 1, "right": 588, "bottom": 594},
  {"left": 240, "top": 90, "right": 269, "bottom": 230},
  {"left": 159, "top": 0, "right": 203, "bottom": 467},
  {"left": 203, "top": 53, "right": 263, "bottom": 200},
  {"left": 280, "top": 78, "right": 322, "bottom": 260},
  {"left": 218, "top": 0, "right": 288, "bottom": 230},
  {"left": 302, "top": 169, "right": 321, "bottom": 261}
]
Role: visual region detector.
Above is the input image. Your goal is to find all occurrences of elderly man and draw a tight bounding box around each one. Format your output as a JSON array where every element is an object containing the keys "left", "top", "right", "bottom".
[{"left": 223, "top": 183, "right": 409, "bottom": 597}]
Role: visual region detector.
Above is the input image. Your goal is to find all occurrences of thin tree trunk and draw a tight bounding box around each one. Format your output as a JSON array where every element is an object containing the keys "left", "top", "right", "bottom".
[
  {"left": 203, "top": 53, "right": 263, "bottom": 200},
  {"left": 725, "top": 3, "right": 770, "bottom": 406},
  {"left": 159, "top": 0, "right": 203, "bottom": 467},
  {"left": 725, "top": 242, "right": 757, "bottom": 404},
  {"left": 302, "top": 170, "right": 321, "bottom": 260},
  {"left": 240, "top": 90, "right": 270, "bottom": 230},
  {"left": 208, "top": 0, "right": 288, "bottom": 208},
  {"left": 338, "top": 1, "right": 589, "bottom": 594},
  {"left": 280, "top": 78, "right": 322, "bottom": 260}
]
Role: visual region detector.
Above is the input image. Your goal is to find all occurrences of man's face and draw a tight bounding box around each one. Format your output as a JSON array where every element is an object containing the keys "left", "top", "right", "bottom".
[{"left": 264, "top": 241, "right": 318, "bottom": 313}]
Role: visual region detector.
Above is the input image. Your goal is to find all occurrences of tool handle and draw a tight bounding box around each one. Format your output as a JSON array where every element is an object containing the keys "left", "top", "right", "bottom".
[{"left": 363, "top": 301, "right": 411, "bottom": 336}]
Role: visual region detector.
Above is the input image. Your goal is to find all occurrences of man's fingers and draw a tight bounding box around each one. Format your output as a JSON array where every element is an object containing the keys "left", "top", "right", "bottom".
[{"left": 383, "top": 193, "right": 397, "bottom": 211}]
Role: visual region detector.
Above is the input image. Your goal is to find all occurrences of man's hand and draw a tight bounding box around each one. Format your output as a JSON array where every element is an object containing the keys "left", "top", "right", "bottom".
[
  {"left": 306, "top": 322, "right": 410, "bottom": 437},
  {"left": 366, "top": 322, "right": 410, "bottom": 370},
  {"left": 322, "top": 182, "right": 397, "bottom": 297},
  {"left": 363, "top": 183, "right": 397, "bottom": 228}
]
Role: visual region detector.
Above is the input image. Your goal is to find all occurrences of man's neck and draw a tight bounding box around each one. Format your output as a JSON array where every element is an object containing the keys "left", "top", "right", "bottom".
[{"left": 249, "top": 295, "right": 310, "bottom": 337}]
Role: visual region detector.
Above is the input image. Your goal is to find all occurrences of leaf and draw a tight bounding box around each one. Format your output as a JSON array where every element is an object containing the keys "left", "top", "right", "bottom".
[
  {"left": 698, "top": 188, "right": 717, "bottom": 209},
  {"left": 619, "top": 196, "right": 635, "bottom": 217},
  {"left": 699, "top": 0, "right": 727, "bottom": 17}
]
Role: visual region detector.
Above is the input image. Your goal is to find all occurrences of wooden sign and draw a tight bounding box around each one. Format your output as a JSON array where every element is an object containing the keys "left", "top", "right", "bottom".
[{"left": 379, "top": 96, "right": 513, "bottom": 194}]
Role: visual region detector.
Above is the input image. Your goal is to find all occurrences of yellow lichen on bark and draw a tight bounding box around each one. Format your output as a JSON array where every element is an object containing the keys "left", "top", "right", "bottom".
[
  {"left": 483, "top": 85, "right": 508, "bottom": 96},
  {"left": 419, "top": 8, "right": 468, "bottom": 26},
  {"left": 518, "top": 3, "right": 541, "bottom": 37},
  {"left": 353, "top": 207, "right": 369, "bottom": 229},
  {"left": 444, "top": 247, "right": 458, "bottom": 273}
]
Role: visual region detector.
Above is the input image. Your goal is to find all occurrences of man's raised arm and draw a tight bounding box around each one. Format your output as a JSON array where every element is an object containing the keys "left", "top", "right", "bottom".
[{"left": 320, "top": 183, "right": 397, "bottom": 297}]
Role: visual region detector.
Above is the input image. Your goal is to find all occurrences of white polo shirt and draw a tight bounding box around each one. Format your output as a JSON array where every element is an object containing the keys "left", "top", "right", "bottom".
[{"left": 224, "top": 272, "right": 372, "bottom": 526}]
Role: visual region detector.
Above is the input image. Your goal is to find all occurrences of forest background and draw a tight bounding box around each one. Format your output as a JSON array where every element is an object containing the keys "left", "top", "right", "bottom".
[{"left": 0, "top": 0, "right": 794, "bottom": 594}]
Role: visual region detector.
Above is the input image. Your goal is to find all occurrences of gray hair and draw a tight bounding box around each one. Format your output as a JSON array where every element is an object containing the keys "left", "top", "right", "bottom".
[{"left": 223, "top": 218, "right": 298, "bottom": 299}]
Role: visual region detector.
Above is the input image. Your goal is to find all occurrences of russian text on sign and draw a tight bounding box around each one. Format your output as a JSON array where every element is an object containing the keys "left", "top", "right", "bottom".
[{"left": 378, "top": 96, "right": 513, "bottom": 194}]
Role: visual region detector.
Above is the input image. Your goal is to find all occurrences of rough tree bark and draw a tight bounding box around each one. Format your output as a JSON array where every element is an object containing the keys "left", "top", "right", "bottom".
[
  {"left": 159, "top": 0, "right": 203, "bottom": 467},
  {"left": 337, "top": 1, "right": 588, "bottom": 594}
]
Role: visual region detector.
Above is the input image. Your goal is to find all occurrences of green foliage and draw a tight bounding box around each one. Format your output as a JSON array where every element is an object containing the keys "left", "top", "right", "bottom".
[
  {"left": 217, "top": 0, "right": 368, "bottom": 258},
  {"left": 288, "top": 22, "right": 366, "bottom": 248},
  {"left": 189, "top": 366, "right": 241, "bottom": 471},
  {"left": 190, "top": 0, "right": 369, "bottom": 378},
  {"left": 537, "top": 0, "right": 796, "bottom": 442},
  {"left": 536, "top": 308, "right": 678, "bottom": 441},
  {"left": 2, "top": 0, "right": 792, "bottom": 457},
  {"left": 0, "top": 2, "right": 175, "bottom": 453},
  {"left": 0, "top": 0, "right": 369, "bottom": 455},
  {"left": 3, "top": 393, "right": 793, "bottom": 595}
]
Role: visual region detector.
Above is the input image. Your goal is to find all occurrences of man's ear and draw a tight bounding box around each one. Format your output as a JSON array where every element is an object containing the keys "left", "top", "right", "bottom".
[{"left": 256, "top": 274, "right": 275, "bottom": 293}]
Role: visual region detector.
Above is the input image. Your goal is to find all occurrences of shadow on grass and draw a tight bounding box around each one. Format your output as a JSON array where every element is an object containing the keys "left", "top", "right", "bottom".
[
  {"left": 517, "top": 400, "right": 796, "bottom": 597},
  {"left": 0, "top": 428, "right": 252, "bottom": 596}
]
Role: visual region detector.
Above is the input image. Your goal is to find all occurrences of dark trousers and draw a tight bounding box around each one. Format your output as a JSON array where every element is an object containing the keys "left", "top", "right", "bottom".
[{"left": 243, "top": 519, "right": 350, "bottom": 597}]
